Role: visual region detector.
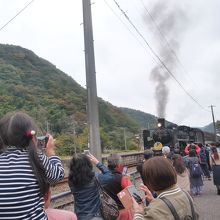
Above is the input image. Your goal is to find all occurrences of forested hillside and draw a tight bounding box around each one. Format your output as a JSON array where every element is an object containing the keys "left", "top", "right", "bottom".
[{"left": 0, "top": 44, "right": 140, "bottom": 154}]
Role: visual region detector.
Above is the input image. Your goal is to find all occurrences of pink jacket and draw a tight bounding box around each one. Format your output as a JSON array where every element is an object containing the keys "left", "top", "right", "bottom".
[{"left": 184, "top": 144, "right": 201, "bottom": 155}]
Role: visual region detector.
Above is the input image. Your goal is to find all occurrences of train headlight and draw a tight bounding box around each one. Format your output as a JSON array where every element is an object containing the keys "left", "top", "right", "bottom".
[{"left": 157, "top": 122, "right": 162, "bottom": 128}]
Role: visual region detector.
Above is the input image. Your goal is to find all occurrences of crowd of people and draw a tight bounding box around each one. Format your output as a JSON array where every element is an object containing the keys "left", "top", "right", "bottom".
[{"left": 0, "top": 112, "right": 220, "bottom": 219}]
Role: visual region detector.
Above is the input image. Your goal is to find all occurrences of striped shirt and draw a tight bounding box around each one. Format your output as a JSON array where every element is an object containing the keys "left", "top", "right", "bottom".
[{"left": 0, "top": 146, "right": 65, "bottom": 220}]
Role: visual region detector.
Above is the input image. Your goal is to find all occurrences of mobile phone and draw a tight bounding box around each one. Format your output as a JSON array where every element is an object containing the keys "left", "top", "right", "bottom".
[
  {"left": 117, "top": 185, "right": 142, "bottom": 210},
  {"left": 84, "top": 150, "right": 90, "bottom": 155},
  {"left": 127, "top": 186, "right": 142, "bottom": 204},
  {"left": 122, "top": 166, "right": 128, "bottom": 176},
  {"left": 37, "top": 136, "right": 49, "bottom": 149}
]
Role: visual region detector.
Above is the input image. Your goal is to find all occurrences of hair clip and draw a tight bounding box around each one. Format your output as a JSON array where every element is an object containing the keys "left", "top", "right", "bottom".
[{"left": 26, "top": 130, "right": 36, "bottom": 137}]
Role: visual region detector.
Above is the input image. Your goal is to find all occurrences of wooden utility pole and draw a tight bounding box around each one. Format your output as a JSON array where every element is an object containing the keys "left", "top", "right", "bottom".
[{"left": 82, "top": 0, "right": 101, "bottom": 162}]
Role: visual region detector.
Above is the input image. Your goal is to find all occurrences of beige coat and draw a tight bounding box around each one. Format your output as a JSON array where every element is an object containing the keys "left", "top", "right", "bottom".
[
  {"left": 134, "top": 186, "right": 199, "bottom": 220},
  {"left": 177, "top": 169, "right": 190, "bottom": 193}
]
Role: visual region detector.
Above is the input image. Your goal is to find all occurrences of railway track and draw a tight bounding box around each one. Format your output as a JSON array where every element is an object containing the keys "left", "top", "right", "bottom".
[{"left": 50, "top": 152, "right": 143, "bottom": 210}]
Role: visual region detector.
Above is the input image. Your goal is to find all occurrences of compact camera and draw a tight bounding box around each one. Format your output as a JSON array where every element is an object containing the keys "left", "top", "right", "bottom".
[{"left": 37, "top": 136, "right": 49, "bottom": 149}]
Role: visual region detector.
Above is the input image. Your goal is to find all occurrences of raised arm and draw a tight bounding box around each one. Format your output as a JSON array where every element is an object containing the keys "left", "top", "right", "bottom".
[
  {"left": 87, "top": 153, "right": 111, "bottom": 174},
  {"left": 39, "top": 134, "right": 65, "bottom": 185}
]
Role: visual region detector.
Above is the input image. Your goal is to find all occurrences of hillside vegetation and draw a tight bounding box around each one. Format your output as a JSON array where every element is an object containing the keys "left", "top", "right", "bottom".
[
  {"left": 1, "top": 44, "right": 215, "bottom": 155},
  {"left": 0, "top": 44, "right": 141, "bottom": 154}
]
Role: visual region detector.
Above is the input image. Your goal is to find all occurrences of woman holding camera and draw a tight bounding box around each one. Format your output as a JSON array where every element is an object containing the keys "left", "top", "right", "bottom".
[
  {"left": 68, "top": 153, "right": 104, "bottom": 220},
  {"left": 0, "top": 112, "right": 64, "bottom": 219}
]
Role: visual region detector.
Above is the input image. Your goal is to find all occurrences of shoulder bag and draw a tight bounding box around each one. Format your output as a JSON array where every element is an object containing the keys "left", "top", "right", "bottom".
[{"left": 95, "top": 177, "right": 119, "bottom": 220}]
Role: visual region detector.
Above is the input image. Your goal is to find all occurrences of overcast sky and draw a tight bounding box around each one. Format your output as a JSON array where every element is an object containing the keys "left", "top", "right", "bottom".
[{"left": 0, "top": 0, "right": 220, "bottom": 128}]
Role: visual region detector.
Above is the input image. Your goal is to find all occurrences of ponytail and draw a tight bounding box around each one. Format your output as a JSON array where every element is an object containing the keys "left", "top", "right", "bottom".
[{"left": 28, "top": 139, "right": 49, "bottom": 196}]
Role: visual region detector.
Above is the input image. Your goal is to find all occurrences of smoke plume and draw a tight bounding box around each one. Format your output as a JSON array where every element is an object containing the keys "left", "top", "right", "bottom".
[{"left": 145, "top": 1, "right": 187, "bottom": 118}]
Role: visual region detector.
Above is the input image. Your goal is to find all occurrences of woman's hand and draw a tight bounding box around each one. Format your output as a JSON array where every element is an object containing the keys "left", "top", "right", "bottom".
[
  {"left": 87, "top": 153, "right": 99, "bottom": 165},
  {"left": 45, "top": 134, "right": 56, "bottom": 156},
  {"left": 131, "top": 197, "right": 144, "bottom": 214},
  {"left": 140, "top": 184, "right": 154, "bottom": 202}
]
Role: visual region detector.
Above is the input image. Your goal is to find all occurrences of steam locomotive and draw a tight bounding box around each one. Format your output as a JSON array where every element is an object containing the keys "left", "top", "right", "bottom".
[{"left": 143, "top": 118, "right": 215, "bottom": 154}]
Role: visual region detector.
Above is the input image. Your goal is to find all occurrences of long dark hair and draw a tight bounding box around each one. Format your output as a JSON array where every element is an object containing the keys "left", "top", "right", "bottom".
[
  {"left": 0, "top": 112, "right": 49, "bottom": 196},
  {"left": 172, "top": 154, "right": 186, "bottom": 174},
  {"left": 68, "top": 154, "right": 95, "bottom": 187},
  {"left": 212, "top": 146, "right": 219, "bottom": 160}
]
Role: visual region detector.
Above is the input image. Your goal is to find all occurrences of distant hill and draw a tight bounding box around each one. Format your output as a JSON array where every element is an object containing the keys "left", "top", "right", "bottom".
[
  {"left": 0, "top": 44, "right": 140, "bottom": 153},
  {"left": 200, "top": 123, "right": 214, "bottom": 133},
  {"left": 120, "top": 107, "right": 176, "bottom": 129}
]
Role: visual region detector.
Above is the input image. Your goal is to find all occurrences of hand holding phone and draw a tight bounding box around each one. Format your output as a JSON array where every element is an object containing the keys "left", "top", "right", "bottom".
[
  {"left": 86, "top": 153, "right": 99, "bottom": 165},
  {"left": 117, "top": 185, "right": 142, "bottom": 210},
  {"left": 83, "top": 150, "right": 90, "bottom": 155},
  {"left": 122, "top": 167, "right": 128, "bottom": 176},
  {"left": 128, "top": 186, "right": 142, "bottom": 203}
]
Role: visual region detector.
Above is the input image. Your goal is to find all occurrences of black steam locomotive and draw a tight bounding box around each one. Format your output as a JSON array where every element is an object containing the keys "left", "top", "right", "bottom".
[{"left": 143, "top": 118, "right": 215, "bottom": 154}]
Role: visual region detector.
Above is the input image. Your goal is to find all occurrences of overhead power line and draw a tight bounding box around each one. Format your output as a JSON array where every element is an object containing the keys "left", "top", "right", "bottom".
[
  {"left": 111, "top": 0, "right": 209, "bottom": 112},
  {"left": 0, "top": 0, "right": 35, "bottom": 32}
]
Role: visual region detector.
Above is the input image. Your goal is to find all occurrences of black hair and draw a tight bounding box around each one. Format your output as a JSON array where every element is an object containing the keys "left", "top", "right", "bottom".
[
  {"left": 211, "top": 146, "right": 219, "bottom": 160},
  {"left": 197, "top": 143, "right": 203, "bottom": 148},
  {"left": 68, "top": 153, "right": 95, "bottom": 187},
  {"left": 189, "top": 149, "right": 197, "bottom": 157},
  {"left": 174, "top": 148, "right": 180, "bottom": 154},
  {"left": 0, "top": 112, "right": 48, "bottom": 196},
  {"left": 143, "top": 149, "right": 153, "bottom": 160}
]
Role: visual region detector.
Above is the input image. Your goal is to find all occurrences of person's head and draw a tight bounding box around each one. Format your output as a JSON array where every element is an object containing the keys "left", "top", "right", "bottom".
[
  {"left": 142, "top": 156, "right": 177, "bottom": 192},
  {"left": 172, "top": 154, "right": 186, "bottom": 174},
  {"left": 188, "top": 144, "right": 196, "bottom": 151},
  {"left": 143, "top": 149, "right": 153, "bottom": 160},
  {"left": 215, "top": 142, "right": 220, "bottom": 148},
  {"left": 166, "top": 152, "right": 173, "bottom": 161},
  {"left": 197, "top": 143, "right": 203, "bottom": 148},
  {"left": 189, "top": 149, "right": 197, "bottom": 157},
  {"left": 162, "top": 146, "right": 170, "bottom": 156},
  {"left": 107, "top": 154, "right": 122, "bottom": 171},
  {"left": 211, "top": 146, "right": 219, "bottom": 160},
  {"left": 0, "top": 112, "right": 37, "bottom": 150},
  {"left": 174, "top": 148, "right": 180, "bottom": 154},
  {"left": 69, "top": 153, "right": 94, "bottom": 187},
  {"left": 0, "top": 112, "right": 48, "bottom": 196}
]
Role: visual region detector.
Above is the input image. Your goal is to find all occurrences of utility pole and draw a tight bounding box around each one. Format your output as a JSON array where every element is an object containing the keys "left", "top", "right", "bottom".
[
  {"left": 72, "top": 123, "right": 77, "bottom": 154},
  {"left": 123, "top": 128, "right": 127, "bottom": 150},
  {"left": 46, "top": 121, "right": 49, "bottom": 133},
  {"left": 82, "top": 0, "right": 101, "bottom": 162},
  {"left": 209, "top": 105, "right": 216, "bottom": 141}
]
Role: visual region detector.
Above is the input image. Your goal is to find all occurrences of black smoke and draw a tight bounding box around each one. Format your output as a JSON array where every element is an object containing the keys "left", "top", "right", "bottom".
[{"left": 145, "top": 1, "right": 187, "bottom": 117}]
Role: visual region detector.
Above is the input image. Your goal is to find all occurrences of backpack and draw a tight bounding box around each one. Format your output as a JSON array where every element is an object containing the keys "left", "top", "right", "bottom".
[
  {"left": 188, "top": 161, "right": 203, "bottom": 178},
  {"left": 200, "top": 151, "right": 207, "bottom": 164}
]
